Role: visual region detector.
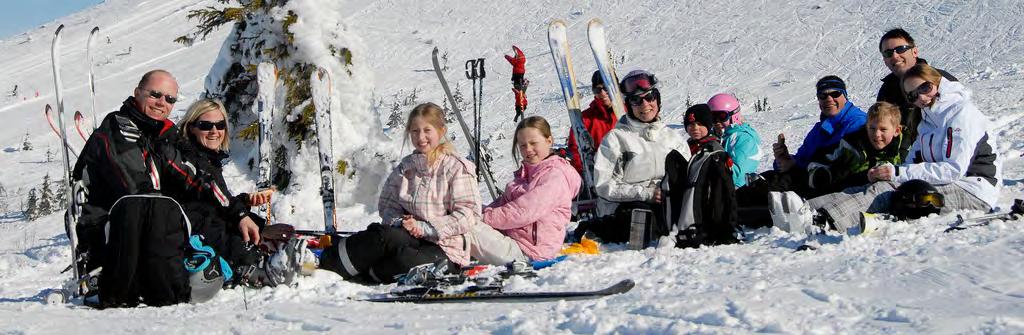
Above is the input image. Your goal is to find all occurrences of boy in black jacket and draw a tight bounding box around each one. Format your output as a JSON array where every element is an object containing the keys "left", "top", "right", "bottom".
[{"left": 664, "top": 104, "right": 739, "bottom": 248}]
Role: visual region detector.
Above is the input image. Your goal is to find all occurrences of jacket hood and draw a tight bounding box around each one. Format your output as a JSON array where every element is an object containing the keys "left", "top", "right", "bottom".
[
  {"left": 922, "top": 77, "right": 971, "bottom": 126},
  {"left": 517, "top": 155, "right": 579, "bottom": 188},
  {"left": 120, "top": 96, "right": 175, "bottom": 137},
  {"left": 616, "top": 113, "right": 666, "bottom": 141},
  {"left": 724, "top": 123, "right": 757, "bottom": 137}
]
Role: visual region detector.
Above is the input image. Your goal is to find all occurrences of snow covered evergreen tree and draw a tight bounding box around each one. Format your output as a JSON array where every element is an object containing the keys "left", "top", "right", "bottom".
[
  {"left": 24, "top": 188, "right": 38, "bottom": 220},
  {"left": 36, "top": 174, "right": 54, "bottom": 216},
  {"left": 176, "top": 0, "right": 398, "bottom": 222},
  {"left": 21, "top": 132, "right": 32, "bottom": 151}
]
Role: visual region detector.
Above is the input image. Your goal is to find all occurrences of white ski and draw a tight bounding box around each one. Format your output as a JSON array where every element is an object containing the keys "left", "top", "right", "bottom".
[
  {"left": 310, "top": 67, "right": 337, "bottom": 234},
  {"left": 87, "top": 26, "right": 100, "bottom": 129},
  {"left": 548, "top": 20, "right": 597, "bottom": 210},
  {"left": 255, "top": 62, "right": 277, "bottom": 222},
  {"left": 586, "top": 19, "right": 625, "bottom": 120}
]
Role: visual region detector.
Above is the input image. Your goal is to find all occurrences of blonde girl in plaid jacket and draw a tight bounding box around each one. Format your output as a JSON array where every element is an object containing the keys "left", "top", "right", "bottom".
[{"left": 320, "top": 103, "right": 481, "bottom": 283}]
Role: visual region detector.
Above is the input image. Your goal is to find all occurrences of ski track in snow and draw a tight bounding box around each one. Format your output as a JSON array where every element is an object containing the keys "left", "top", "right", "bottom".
[{"left": 1, "top": 0, "right": 1024, "bottom": 333}]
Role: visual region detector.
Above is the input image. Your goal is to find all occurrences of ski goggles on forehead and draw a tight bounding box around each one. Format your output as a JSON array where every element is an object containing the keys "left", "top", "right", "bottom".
[
  {"left": 905, "top": 81, "right": 934, "bottom": 102},
  {"left": 621, "top": 73, "right": 656, "bottom": 95},
  {"left": 881, "top": 44, "right": 914, "bottom": 58},
  {"left": 140, "top": 88, "right": 179, "bottom": 104},
  {"left": 192, "top": 120, "right": 227, "bottom": 131}
]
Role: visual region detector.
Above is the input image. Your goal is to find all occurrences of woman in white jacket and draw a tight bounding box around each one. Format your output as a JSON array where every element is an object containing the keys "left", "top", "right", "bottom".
[
  {"left": 580, "top": 70, "right": 688, "bottom": 243},
  {"left": 804, "top": 63, "right": 1000, "bottom": 232}
]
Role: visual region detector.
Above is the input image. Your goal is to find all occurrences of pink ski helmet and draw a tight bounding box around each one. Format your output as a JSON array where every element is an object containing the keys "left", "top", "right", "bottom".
[{"left": 707, "top": 93, "right": 742, "bottom": 125}]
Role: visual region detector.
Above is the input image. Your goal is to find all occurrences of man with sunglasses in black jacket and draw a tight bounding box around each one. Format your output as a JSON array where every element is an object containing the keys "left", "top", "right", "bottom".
[
  {"left": 876, "top": 28, "right": 958, "bottom": 152},
  {"left": 72, "top": 70, "right": 237, "bottom": 308}
]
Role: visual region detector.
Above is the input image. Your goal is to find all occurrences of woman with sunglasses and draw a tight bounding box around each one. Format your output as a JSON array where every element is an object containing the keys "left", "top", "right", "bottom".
[
  {"left": 799, "top": 64, "right": 1001, "bottom": 233},
  {"left": 708, "top": 93, "right": 762, "bottom": 188},
  {"left": 175, "top": 99, "right": 284, "bottom": 286},
  {"left": 578, "top": 69, "right": 687, "bottom": 244}
]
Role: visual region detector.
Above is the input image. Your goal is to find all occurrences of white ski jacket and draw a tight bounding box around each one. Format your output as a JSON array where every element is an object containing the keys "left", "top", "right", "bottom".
[
  {"left": 593, "top": 115, "right": 689, "bottom": 216},
  {"left": 893, "top": 78, "right": 1002, "bottom": 208}
]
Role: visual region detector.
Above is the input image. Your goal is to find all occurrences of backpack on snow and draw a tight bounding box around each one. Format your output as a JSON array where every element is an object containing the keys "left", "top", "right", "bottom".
[{"left": 662, "top": 147, "right": 740, "bottom": 248}]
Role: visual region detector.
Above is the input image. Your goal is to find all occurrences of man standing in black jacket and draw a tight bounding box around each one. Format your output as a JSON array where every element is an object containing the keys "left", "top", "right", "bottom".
[
  {"left": 876, "top": 28, "right": 958, "bottom": 151},
  {"left": 72, "top": 70, "right": 246, "bottom": 307}
]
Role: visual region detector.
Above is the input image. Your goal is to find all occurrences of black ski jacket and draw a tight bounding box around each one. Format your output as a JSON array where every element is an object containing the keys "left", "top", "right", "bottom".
[
  {"left": 174, "top": 142, "right": 257, "bottom": 253},
  {"left": 876, "top": 58, "right": 958, "bottom": 152},
  {"left": 72, "top": 97, "right": 229, "bottom": 254}
]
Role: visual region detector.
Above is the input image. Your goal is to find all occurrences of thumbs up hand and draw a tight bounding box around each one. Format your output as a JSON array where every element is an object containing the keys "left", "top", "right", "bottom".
[{"left": 773, "top": 133, "right": 795, "bottom": 172}]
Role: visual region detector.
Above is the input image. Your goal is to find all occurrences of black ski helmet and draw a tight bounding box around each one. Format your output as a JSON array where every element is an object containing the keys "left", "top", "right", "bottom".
[{"left": 890, "top": 179, "right": 945, "bottom": 220}]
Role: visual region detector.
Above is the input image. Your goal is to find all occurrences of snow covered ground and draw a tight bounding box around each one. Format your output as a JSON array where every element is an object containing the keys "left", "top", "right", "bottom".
[{"left": 1, "top": 0, "right": 1024, "bottom": 333}]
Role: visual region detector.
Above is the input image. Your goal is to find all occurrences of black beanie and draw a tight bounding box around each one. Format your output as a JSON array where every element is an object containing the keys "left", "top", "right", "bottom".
[
  {"left": 591, "top": 70, "right": 603, "bottom": 89},
  {"left": 684, "top": 103, "right": 714, "bottom": 128},
  {"left": 816, "top": 75, "right": 847, "bottom": 94}
]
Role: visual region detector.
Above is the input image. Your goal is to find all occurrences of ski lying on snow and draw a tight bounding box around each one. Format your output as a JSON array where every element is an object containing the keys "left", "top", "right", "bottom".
[{"left": 364, "top": 279, "right": 634, "bottom": 303}]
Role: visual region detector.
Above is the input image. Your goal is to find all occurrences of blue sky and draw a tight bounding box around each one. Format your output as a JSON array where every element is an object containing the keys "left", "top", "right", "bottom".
[{"left": 0, "top": 0, "right": 103, "bottom": 39}]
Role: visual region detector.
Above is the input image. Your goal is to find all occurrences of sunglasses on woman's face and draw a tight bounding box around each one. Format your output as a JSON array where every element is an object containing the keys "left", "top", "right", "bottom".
[
  {"left": 626, "top": 93, "right": 657, "bottom": 105},
  {"left": 881, "top": 44, "right": 914, "bottom": 58},
  {"left": 192, "top": 120, "right": 227, "bottom": 131},
  {"left": 905, "top": 81, "right": 934, "bottom": 102}
]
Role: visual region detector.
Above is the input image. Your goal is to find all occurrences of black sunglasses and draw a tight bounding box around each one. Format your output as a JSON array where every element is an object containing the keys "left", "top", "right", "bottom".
[
  {"left": 626, "top": 93, "right": 657, "bottom": 105},
  {"left": 593, "top": 85, "right": 606, "bottom": 93},
  {"left": 905, "top": 81, "right": 934, "bottom": 102},
  {"left": 816, "top": 90, "right": 843, "bottom": 100},
  {"left": 881, "top": 44, "right": 914, "bottom": 58},
  {"left": 140, "top": 88, "right": 178, "bottom": 104},
  {"left": 192, "top": 120, "right": 227, "bottom": 131}
]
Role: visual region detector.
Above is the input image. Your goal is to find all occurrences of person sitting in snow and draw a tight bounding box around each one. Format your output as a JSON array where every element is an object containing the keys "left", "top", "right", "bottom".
[
  {"left": 735, "top": 76, "right": 867, "bottom": 227},
  {"left": 707, "top": 93, "right": 763, "bottom": 188},
  {"left": 72, "top": 70, "right": 241, "bottom": 307},
  {"left": 566, "top": 70, "right": 619, "bottom": 176},
  {"left": 469, "top": 116, "right": 581, "bottom": 265},
  {"left": 319, "top": 102, "right": 479, "bottom": 283},
  {"left": 806, "top": 101, "right": 909, "bottom": 195},
  {"left": 575, "top": 69, "right": 688, "bottom": 243},
  {"left": 794, "top": 64, "right": 1001, "bottom": 233},
  {"left": 875, "top": 28, "right": 958, "bottom": 153},
  {"left": 661, "top": 104, "right": 740, "bottom": 248}
]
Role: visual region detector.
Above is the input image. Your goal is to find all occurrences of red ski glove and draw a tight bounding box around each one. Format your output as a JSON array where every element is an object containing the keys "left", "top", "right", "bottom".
[{"left": 504, "top": 45, "right": 526, "bottom": 75}]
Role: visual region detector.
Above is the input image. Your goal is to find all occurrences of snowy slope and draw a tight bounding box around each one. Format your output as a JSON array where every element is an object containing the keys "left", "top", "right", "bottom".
[{"left": 2, "top": 0, "right": 1024, "bottom": 333}]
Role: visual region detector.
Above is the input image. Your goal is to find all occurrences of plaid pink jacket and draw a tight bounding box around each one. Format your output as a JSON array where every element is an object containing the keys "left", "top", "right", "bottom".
[{"left": 378, "top": 152, "right": 481, "bottom": 266}]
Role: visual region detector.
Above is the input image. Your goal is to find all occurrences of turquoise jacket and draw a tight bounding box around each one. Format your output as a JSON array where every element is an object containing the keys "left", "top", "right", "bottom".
[{"left": 721, "top": 123, "right": 763, "bottom": 187}]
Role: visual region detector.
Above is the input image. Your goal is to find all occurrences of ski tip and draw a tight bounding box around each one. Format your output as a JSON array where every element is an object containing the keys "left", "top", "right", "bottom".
[
  {"left": 588, "top": 18, "right": 604, "bottom": 26},
  {"left": 55, "top": 24, "right": 65, "bottom": 35},
  {"left": 45, "top": 104, "right": 52, "bottom": 112},
  {"left": 91, "top": 26, "right": 100, "bottom": 34},
  {"left": 74, "top": 111, "right": 83, "bottom": 119},
  {"left": 549, "top": 19, "right": 567, "bottom": 27}
]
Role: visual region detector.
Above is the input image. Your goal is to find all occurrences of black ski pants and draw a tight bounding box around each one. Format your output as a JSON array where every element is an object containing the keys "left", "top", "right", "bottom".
[{"left": 321, "top": 223, "right": 455, "bottom": 283}]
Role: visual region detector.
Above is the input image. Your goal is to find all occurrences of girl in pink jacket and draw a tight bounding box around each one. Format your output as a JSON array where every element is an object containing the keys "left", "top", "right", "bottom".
[
  {"left": 469, "top": 116, "right": 582, "bottom": 265},
  {"left": 320, "top": 102, "right": 481, "bottom": 283}
]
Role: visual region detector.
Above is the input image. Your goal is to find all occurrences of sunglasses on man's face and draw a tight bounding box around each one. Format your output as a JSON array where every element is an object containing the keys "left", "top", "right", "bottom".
[
  {"left": 192, "top": 120, "right": 227, "bottom": 131},
  {"left": 881, "top": 44, "right": 914, "bottom": 58},
  {"left": 816, "top": 90, "right": 843, "bottom": 100},
  {"left": 905, "top": 81, "right": 934, "bottom": 102},
  {"left": 593, "top": 85, "right": 606, "bottom": 94},
  {"left": 140, "top": 88, "right": 178, "bottom": 104},
  {"left": 626, "top": 93, "right": 657, "bottom": 105}
]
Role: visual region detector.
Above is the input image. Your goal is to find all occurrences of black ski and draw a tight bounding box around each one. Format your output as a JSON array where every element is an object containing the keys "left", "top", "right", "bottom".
[{"left": 365, "top": 279, "right": 634, "bottom": 303}]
